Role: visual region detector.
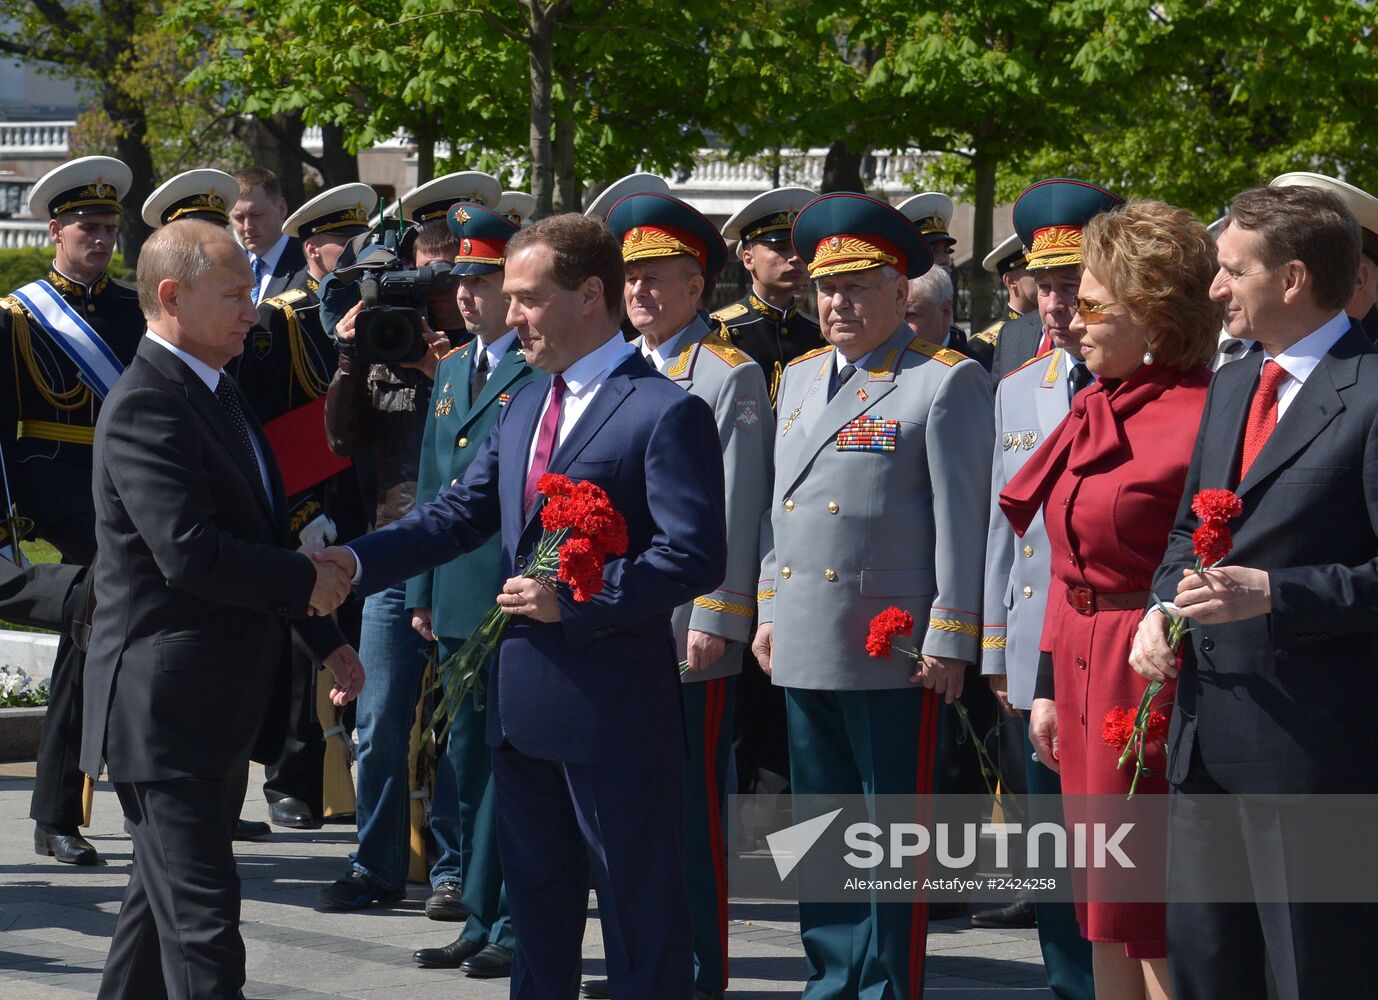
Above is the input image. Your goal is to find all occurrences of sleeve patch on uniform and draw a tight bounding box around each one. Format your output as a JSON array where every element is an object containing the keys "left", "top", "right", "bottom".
[{"left": 734, "top": 396, "right": 760, "bottom": 432}]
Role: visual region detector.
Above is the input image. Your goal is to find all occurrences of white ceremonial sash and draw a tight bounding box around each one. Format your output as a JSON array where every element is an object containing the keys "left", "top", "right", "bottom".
[{"left": 10, "top": 279, "right": 125, "bottom": 399}]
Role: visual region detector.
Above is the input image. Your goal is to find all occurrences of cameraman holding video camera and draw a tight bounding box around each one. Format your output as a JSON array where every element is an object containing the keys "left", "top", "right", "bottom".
[{"left": 321, "top": 172, "right": 502, "bottom": 913}]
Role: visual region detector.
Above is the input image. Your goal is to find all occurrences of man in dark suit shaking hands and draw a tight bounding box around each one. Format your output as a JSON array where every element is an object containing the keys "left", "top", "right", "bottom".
[
  {"left": 315, "top": 213, "right": 728, "bottom": 999},
  {"left": 1132, "top": 186, "right": 1378, "bottom": 999},
  {"left": 83, "top": 219, "right": 364, "bottom": 1000}
]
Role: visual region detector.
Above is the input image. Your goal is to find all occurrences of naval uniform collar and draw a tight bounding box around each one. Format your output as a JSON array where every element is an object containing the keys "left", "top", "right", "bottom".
[
  {"left": 47, "top": 265, "right": 109, "bottom": 301},
  {"left": 305, "top": 275, "right": 320, "bottom": 294},
  {"left": 748, "top": 291, "right": 798, "bottom": 323}
]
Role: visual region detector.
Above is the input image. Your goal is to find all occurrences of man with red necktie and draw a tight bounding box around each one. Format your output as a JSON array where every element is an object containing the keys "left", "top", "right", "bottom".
[{"left": 1131, "top": 184, "right": 1378, "bottom": 1000}]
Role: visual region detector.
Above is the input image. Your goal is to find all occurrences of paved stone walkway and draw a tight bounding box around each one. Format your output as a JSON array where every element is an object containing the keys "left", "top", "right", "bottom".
[{"left": 0, "top": 762, "right": 1053, "bottom": 998}]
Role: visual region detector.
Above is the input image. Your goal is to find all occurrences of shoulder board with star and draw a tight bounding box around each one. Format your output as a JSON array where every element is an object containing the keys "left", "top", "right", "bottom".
[
  {"left": 702, "top": 334, "right": 752, "bottom": 368},
  {"left": 789, "top": 344, "right": 832, "bottom": 367},
  {"left": 972, "top": 319, "right": 1004, "bottom": 345},
  {"left": 709, "top": 302, "right": 750, "bottom": 324},
  {"left": 1003, "top": 348, "right": 1057, "bottom": 381},
  {"left": 264, "top": 288, "right": 310, "bottom": 310},
  {"left": 904, "top": 337, "right": 965, "bottom": 367}
]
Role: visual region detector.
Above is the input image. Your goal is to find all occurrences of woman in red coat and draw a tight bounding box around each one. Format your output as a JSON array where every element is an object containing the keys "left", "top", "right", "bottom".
[{"left": 1001, "top": 202, "right": 1222, "bottom": 1000}]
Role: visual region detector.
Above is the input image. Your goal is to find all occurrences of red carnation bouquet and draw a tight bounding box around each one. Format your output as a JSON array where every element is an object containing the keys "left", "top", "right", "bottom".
[
  {"left": 866, "top": 606, "right": 1003, "bottom": 794},
  {"left": 1109, "top": 488, "right": 1243, "bottom": 796},
  {"left": 430, "top": 473, "right": 628, "bottom": 735}
]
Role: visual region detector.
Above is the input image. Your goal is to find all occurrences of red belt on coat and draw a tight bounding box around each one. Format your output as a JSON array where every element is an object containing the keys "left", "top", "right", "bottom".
[{"left": 1064, "top": 584, "right": 1151, "bottom": 616}]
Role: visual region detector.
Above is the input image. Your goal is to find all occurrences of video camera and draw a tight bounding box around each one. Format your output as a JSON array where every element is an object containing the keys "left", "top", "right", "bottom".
[{"left": 329, "top": 213, "right": 458, "bottom": 365}]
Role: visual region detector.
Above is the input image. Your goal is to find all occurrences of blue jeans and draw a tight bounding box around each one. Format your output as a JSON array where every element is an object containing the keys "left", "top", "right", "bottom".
[{"left": 350, "top": 585, "right": 461, "bottom": 892}]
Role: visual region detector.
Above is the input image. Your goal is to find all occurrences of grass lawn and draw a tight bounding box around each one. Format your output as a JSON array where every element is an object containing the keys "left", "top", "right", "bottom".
[{"left": 2, "top": 540, "right": 63, "bottom": 633}]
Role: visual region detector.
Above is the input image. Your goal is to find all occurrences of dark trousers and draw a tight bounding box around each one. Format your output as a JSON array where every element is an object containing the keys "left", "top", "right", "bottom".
[
  {"left": 97, "top": 767, "right": 245, "bottom": 1000},
  {"left": 785, "top": 686, "right": 940, "bottom": 1000},
  {"left": 30, "top": 629, "right": 87, "bottom": 828},
  {"left": 457, "top": 761, "right": 515, "bottom": 950},
  {"left": 30, "top": 516, "right": 94, "bottom": 829},
  {"left": 683, "top": 677, "right": 735, "bottom": 993},
  {"left": 492, "top": 741, "right": 692, "bottom": 1000},
  {"left": 261, "top": 636, "right": 323, "bottom": 815},
  {"left": 1166, "top": 754, "right": 1378, "bottom": 1000}
]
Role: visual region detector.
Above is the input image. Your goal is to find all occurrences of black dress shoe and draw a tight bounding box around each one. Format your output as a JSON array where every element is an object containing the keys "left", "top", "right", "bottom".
[
  {"left": 320, "top": 870, "right": 405, "bottom": 911},
  {"left": 413, "top": 935, "right": 485, "bottom": 969},
  {"left": 34, "top": 824, "right": 98, "bottom": 866},
  {"left": 425, "top": 883, "right": 469, "bottom": 921},
  {"left": 581, "top": 980, "right": 611, "bottom": 999},
  {"left": 460, "top": 943, "right": 514, "bottom": 979},
  {"left": 233, "top": 818, "right": 271, "bottom": 841},
  {"left": 970, "top": 899, "right": 1037, "bottom": 929},
  {"left": 267, "top": 797, "right": 319, "bottom": 830}
]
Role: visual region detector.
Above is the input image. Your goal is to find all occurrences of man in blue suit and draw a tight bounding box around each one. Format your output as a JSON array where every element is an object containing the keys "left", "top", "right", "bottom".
[{"left": 316, "top": 212, "right": 727, "bottom": 1000}]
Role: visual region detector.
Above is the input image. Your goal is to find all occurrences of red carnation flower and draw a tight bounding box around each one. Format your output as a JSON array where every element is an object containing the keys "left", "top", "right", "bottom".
[
  {"left": 1143, "top": 710, "right": 1168, "bottom": 744},
  {"left": 1102, "top": 706, "right": 1137, "bottom": 751},
  {"left": 1191, "top": 489, "right": 1243, "bottom": 525},
  {"left": 557, "top": 536, "right": 606, "bottom": 602},
  {"left": 1192, "top": 521, "right": 1233, "bottom": 567},
  {"left": 867, "top": 606, "right": 915, "bottom": 659}
]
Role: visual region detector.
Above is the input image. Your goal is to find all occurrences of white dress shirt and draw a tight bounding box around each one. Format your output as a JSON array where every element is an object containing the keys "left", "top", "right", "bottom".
[
  {"left": 145, "top": 331, "right": 272, "bottom": 498},
  {"left": 1266, "top": 310, "right": 1350, "bottom": 419},
  {"left": 251, "top": 233, "right": 290, "bottom": 303},
  {"left": 640, "top": 321, "right": 693, "bottom": 373},
  {"left": 527, "top": 333, "right": 636, "bottom": 472}
]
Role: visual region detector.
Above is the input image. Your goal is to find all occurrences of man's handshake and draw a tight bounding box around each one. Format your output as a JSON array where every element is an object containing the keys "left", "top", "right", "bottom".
[{"left": 303, "top": 544, "right": 360, "bottom": 616}]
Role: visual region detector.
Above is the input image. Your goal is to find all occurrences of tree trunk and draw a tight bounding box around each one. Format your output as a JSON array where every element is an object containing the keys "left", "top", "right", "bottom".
[
  {"left": 414, "top": 117, "right": 436, "bottom": 187},
  {"left": 552, "top": 62, "right": 578, "bottom": 212},
  {"left": 821, "top": 138, "right": 866, "bottom": 194},
  {"left": 95, "top": 4, "right": 150, "bottom": 263},
  {"left": 527, "top": 1, "right": 556, "bottom": 219},
  {"left": 319, "top": 124, "right": 360, "bottom": 186},
  {"left": 968, "top": 148, "right": 998, "bottom": 331},
  {"left": 237, "top": 113, "right": 306, "bottom": 208}
]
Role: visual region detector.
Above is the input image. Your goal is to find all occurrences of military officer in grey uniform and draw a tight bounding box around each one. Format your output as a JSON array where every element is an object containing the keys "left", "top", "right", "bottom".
[
  {"left": 753, "top": 193, "right": 994, "bottom": 1000},
  {"left": 896, "top": 190, "right": 992, "bottom": 370},
  {"left": 713, "top": 187, "right": 824, "bottom": 406},
  {"left": 590, "top": 191, "right": 773, "bottom": 1000},
  {"left": 4, "top": 156, "right": 142, "bottom": 866}
]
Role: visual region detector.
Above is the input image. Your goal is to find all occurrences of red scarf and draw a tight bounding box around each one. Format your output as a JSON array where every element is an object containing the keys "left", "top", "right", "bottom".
[{"left": 1000, "top": 363, "right": 1210, "bottom": 537}]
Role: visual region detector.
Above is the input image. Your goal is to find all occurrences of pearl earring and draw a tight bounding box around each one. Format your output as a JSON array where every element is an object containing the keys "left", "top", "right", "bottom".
[{"left": 1142, "top": 347, "right": 1154, "bottom": 365}]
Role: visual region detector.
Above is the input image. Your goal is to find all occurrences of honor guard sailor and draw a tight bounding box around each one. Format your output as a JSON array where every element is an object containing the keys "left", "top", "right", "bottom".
[
  {"left": 971, "top": 233, "right": 1034, "bottom": 356},
  {"left": 713, "top": 187, "right": 823, "bottom": 406},
  {"left": 2, "top": 155, "right": 142, "bottom": 865},
  {"left": 400, "top": 171, "right": 502, "bottom": 223},
  {"left": 495, "top": 190, "right": 536, "bottom": 228},
  {"left": 141, "top": 168, "right": 238, "bottom": 229}
]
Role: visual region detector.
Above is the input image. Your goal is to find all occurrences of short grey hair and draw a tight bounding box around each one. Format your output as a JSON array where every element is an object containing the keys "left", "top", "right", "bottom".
[
  {"left": 906, "top": 266, "right": 953, "bottom": 311},
  {"left": 137, "top": 219, "right": 228, "bottom": 318}
]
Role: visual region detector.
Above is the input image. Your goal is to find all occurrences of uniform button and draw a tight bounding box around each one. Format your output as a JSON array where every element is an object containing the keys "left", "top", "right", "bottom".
[
  {"left": 1076, "top": 656, "right": 1086, "bottom": 670},
  {"left": 1201, "top": 637, "right": 1215, "bottom": 652},
  {"left": 781, "top": 566, "right": 792, "bottom": 579},
  {"left": 823, "top": 568, "right": 838, "bottom": 582},
  {"left": 1022, "top": 586, "right": 1033, "bottom": 598},
  {"left": 457, "top": 436, "right": 469, "bottom": 448},
  {"left": 515, "top": 556, "right": 526, "bottom": 569},
  {"left": 1023, "top": 545, "right": 1034, "bottom": 558},
  {"left": 784, "top": 499, "right": 795, "bottom": 511},
  {"left": 827, "top": 501, "right": 839, "bottom": 514},
  {"left": 451, "top": 478, "right": 458, "bottom": 486}
]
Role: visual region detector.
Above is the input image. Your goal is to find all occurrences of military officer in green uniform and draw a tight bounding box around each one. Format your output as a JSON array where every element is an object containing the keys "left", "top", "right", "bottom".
[
  {"left": 585, "top": 191, "right": 774, "bottom": 1000},
  {"left": 970, "top": 233, "right": 1034, "bottom": 356},
  {"left": 752, "top": 193, "right": 994, "bottom": 1000},
  {"left": 407, "top": 202, "right": 537, "bottom": 980},
  {"left": 713, "top": 187, "right": 823, "bottom": 406},
  {"left": 232, "top": 183, "right": 377, "bottom": 829},
  {"left": 3, "top": 156, "right": 142, "bottom": 865}
]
